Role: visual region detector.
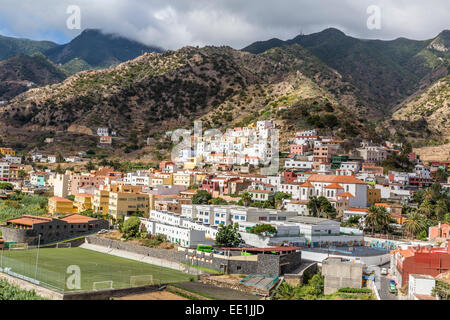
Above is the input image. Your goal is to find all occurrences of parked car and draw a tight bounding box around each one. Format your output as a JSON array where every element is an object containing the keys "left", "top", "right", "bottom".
[
  {"left": 97, "top": 229, "right": 108, "bottom": 234},
  {"left": 381, "top": 268, "right": 388, "bottom": 275},
  {"left": 389, "top": 283, "right": 398, "bottom": 295}
]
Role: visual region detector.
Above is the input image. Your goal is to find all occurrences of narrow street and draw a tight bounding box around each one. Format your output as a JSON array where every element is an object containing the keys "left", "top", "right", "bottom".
[{"left": 377, "top": 263, "right": 399, "bottom": 300}]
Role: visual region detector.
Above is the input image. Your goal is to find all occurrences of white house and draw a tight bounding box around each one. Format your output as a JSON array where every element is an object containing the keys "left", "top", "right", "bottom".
[
  {"left": 408, "top": 274, "right": 436, "bottom": 300},
  {"left": 97, "top": 127, "right": 109, "bottom": 137}
]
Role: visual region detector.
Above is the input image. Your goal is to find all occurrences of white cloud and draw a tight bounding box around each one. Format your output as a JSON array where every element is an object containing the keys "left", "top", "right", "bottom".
[{"left": 0, "top": 0, "right": 448, "bottom": 49}]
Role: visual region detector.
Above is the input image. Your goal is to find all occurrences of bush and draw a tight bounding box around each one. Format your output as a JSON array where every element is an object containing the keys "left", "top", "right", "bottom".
[
  {"left": 337, "top": 287, "right": 372, "bottom": 294},
  {"left": 122, "top": 216, "right": 141, "bottom": 239}
]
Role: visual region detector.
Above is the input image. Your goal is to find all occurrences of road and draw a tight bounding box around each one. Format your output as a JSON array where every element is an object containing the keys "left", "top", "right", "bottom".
[{"left": 377, "top": 263, "right": 399, "bottom": 300}]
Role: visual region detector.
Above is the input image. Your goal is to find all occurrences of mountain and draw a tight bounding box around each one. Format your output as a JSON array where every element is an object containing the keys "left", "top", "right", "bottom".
[
  {"left": 243, "top": 28, "right": 449, "bottom": 113},
  {"left": 0, "top": 34, "right": 58, "bottom": 60},
  {"left": 390, "top": 74, "right": 449, "bottom": 143},
  {"left": 0, "top": 53, "right": 67, "bottom": 101},
  {"left": 0, "top": 45, "right": 376, "bottom": 156},
  {"left": 44, "top": 29, "right": 164, "bottom": 73}
]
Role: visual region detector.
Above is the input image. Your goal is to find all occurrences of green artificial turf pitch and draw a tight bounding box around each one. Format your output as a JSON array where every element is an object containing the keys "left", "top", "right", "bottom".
[{"left": 0, "top": 247, "right": 191, "bottom": 292}]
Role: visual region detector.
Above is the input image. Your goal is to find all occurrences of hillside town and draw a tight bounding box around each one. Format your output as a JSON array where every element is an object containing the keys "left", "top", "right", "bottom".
[{"left": 0, "top": 118, "right": 448, "bottom": 301}]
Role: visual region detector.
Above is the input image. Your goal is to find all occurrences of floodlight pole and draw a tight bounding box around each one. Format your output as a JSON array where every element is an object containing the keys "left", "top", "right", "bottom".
[{"left": 34, "top": 234, "right": 41, "bottom": 281}]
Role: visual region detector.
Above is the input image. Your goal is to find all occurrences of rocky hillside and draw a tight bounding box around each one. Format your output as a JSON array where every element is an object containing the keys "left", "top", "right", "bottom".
[
  {"left": 243, "top": 28, "right": 450, "bottom": 115},
  {"left": 0, "top": 53, "right": 67, "bottom": 100},
  {"left": 391, "top": 75, "right": 449, "bottom": 142},
  {"left": 0, "top": 44, "right": 378, "bottom": 157}
]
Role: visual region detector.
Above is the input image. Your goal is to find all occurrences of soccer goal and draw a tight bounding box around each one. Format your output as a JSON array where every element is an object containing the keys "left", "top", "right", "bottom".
[
  {"left": 130, "top": 275, "right": 153, "bottom": 287},
  {"left": 92, "top": 280, "right": 114, "bottom": 291},
  {"left": 56, "top": 243, "right": 72, "bottom": 248},
  {"left": 8, "top": 243, "right": 28, "bottom": 250}
]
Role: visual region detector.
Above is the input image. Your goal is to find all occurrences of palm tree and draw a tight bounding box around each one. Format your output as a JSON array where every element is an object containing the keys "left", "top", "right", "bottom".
[
  {"left": 240, "top": 192, "right": 252, "bottom": 207},
  {"left": 435, "top": 200, "right": 448, "bottom": 222},
  {"left": 272, "top": 282, "right": 296, "bottom": 300},
  {"left": 404, "top": 211, "right": 426, "bottom": 239},
  {"left": 364, "top": 206, "right": 378, "bottom": 235},
  {"left": 364, "top": 205, "right": 390, "bottom": 235},
  {"left": 418, "top": 200, "right": 434, "bottom": 219},
  {"left": 376, "top": 207, "right": 391, "bottom": 234}
]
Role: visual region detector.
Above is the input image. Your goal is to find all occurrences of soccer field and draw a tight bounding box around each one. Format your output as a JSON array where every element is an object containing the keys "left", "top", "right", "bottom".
[{"left": 0, "top": 247, "right": 191, "bottom": 292}]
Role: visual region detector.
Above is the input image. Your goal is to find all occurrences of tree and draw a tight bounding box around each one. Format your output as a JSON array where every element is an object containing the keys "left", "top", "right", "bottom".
[
  {"left": 404, "top": 211, "right": 426, "bottom": 239},
  {"left": 240, "top": 192, "right": 252, "bottom": 206},
  {"left": 192, "top": 190, "right": 212, "bottom": 204},
  {"left": 85, "top": 161, "right": 97, "bottom": 172},
  {"left": 55, "top": 164, "right": 64, "bottom": 174},
  {"left": 307, "top": 273, "right": 324, "bottom": 296},
  {"left": 250, "top": 224, "right": 277, "bottom": 235},
  {"left": 0, "top": 182, "right": 14, "bottom": 190},
  {"left": 209, "top": 197, "right": 228, "bottom": 205},
  {"left": 418, "top": 200, "right": 434, "bottom": 219},
  {"left": 307, "top": 196, "right": 337, "bottom": 219},
  {"left": 274, "top": 192, "right": 291, "bottom": 207},
  {"left": 122, "top": 216, "right": 141, "bottom": 239},
  {"left": 262, "top": 200, "right": 275, "bottom": 209},
  {"left": 434, "top": 168, "right": 447, "bottom": 183},
  {"left": 215, "top": 223, "right": 242, "bottom": 247},
  {"left": 132, "top": 209, "right": 145, "bottom": 217},
  {"left": 364, "top": 205, "right": 391, "bottom": 234}
]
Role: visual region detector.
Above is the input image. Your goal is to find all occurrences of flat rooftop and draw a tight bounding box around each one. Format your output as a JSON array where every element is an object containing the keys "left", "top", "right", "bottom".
[{"left": 287, "top": 216, "right": 334, "bottom": 225}]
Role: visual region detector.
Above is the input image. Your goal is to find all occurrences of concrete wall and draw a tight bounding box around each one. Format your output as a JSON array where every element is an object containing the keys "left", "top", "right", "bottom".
[
  {"left": 322, "top": 258, "right": 364, "bottom": 295},
  {"left": 300, "top": 249, "right": 390, "bottom": 266},
  {"left": 284, "top": 262, "right": 318, "bottom": 286}
]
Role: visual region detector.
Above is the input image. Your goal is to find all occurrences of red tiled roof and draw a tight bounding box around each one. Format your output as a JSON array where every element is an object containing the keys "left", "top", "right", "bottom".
[
  {"left": 8, "top": 215, "right": 52, "bottom": 226},
  {"left": 375, "top": 203, "right": 389, "bottom": 207},
  {"left": 59, "top": 214, "right": 97, "bottom": 223},
  {"left": 307, "top": 174, "right": 366, "bottom": 184},
  {"left": 300, "top": 182, "right": 314, "bottom": 188},
  {"left": 337, "top": 192, "right": 355, "bottom": 198},
  {"left": 324, "top": 183, "right": 344, "bottom": 189},
  {"left": 347, "top": 208, "right": 369, "bottom": 212}
]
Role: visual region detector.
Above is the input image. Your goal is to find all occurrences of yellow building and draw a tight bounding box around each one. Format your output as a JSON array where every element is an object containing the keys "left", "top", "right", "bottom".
[
  {"left": 108, "top": 192, "right": 150, "bottom": 219},
  {"left": 367, "top": 187, "right": 381, "bottom": 206},
  {"left": 183, "top": 157, "right": 197, "bottom": 170},
  {"left": 151, "top": 173, "right": 173, "bottom": 186},
  {"left": 93, "top": 185, "right": 143, "bottom": 215},
  {"left": 74, "top": 193, "right": 93, "bottom": 213},
  {"left": 8, "top": 165, "right": 27, "bottom": 180},
  {"left": 48, "top": 197, "right": 76, "bottom": 215},
  {"left": 93, "top": 189, "right": 110, "bottom": 215},
  {"left": 173, "top": 172, "right": 194, "bottom": 186},
  {"left": 0, "top": 147, "right": 15, "bottom": 156}
]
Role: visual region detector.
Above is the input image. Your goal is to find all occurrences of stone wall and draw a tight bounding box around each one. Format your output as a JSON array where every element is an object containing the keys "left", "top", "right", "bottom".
[
  {"left": 0, "top": 227, "right": 33, "bottom": 244},
  {"left": 87, "top": 236, "right": 304, "bottom": 277},
  {"left": 86, "top": 236, "right": 185, "bottom": 262}
]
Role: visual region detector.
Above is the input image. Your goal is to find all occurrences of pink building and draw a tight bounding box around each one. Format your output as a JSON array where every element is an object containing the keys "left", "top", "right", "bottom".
[
  {"left": 290, "top": 143, "right": 309, "bottom": 155},
  {"left": 429, "top": 223, "right": 450, "bottom": 241}
]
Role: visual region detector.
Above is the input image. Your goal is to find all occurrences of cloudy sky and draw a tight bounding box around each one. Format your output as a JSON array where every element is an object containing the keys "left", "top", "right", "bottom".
[{"left": 0, "top": 0, "right": 448, "bottom": 49}]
